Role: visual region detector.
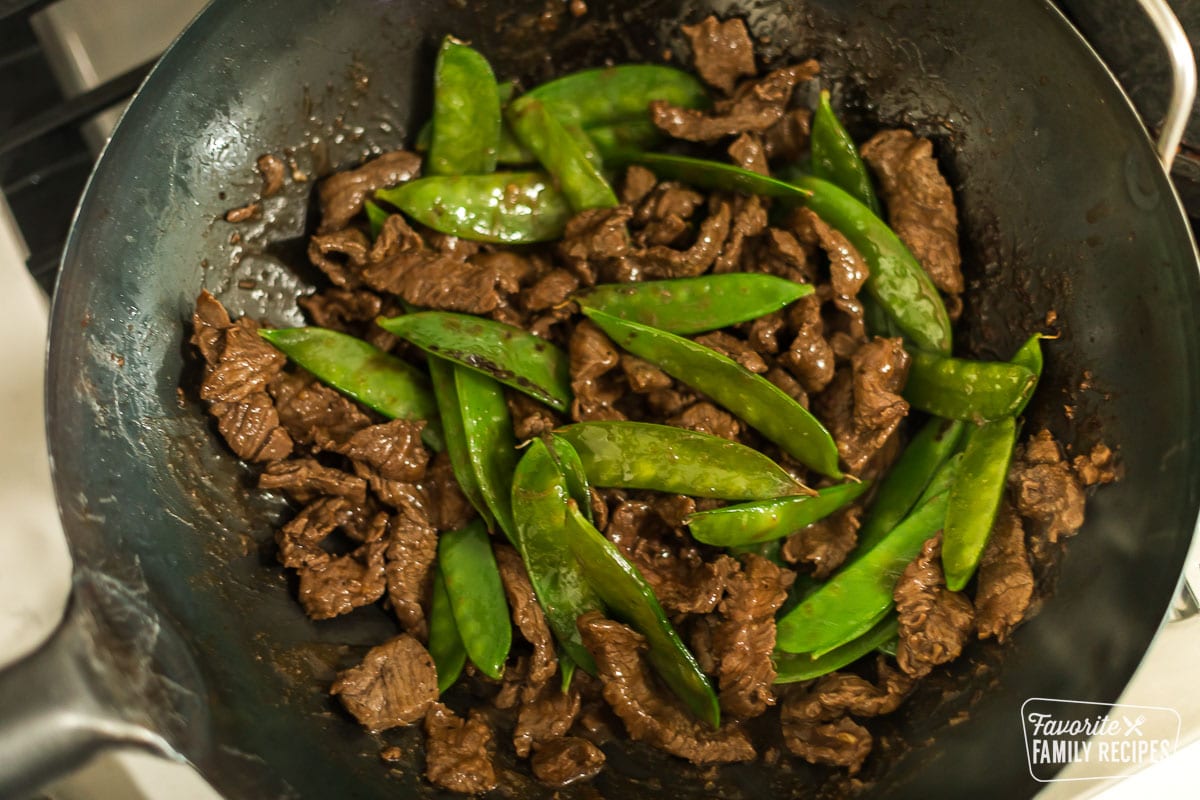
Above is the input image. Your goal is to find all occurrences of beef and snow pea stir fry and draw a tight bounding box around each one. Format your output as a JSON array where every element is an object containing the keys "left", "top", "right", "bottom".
[{"left": 193, "top": 15, "right": 1115, "bottom": 793}]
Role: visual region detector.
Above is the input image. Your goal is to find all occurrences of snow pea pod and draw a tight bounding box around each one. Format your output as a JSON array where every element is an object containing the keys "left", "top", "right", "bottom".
[
  {"left": 510, "top": 438, "right": 603, "bottom": 674},
  {"left": 1011, "top": 333, "right": 1045, "bottom": 416},
  {"left": 258, "top": 327, "right": 443, "bottom": 451},
  {"left": 775, "top": 454, "right": 960, "bottom": 656},
  {"left": 375, "top": 171, "right": 571, "bottom": 244},
  {"left": 438, "top": 520, "right": 512, "bottom": 680},
  {"left": 363, "top": 198, "right": 388, "bottom": 239},
  {"left": 428, "top": 566, "right": 467, "bottom": 694},
  {"left": 429, "top": 356, "right": 493, "bottom": 530},
  {"left": 554, "top": 421, "right": 809, "bottom": 500},
  {"left": 523, "top": 64, "right": 709, "bottom": 129},
  {"left": 563, "top": 499, "right": 720, "bottom": 728},
  {"left": 810, "top": 90, "right": 882, "bottom": 216},
  {"left": 547, "top": 433, "right": 594, "bottom": 525},
  {"left": 903, "top": 348, "right": 1037, "bottom": 422},
  {"left": 574, "top": 274, "right": 813, "bottom": 336},
  {"left": 686, "top": 481, "right": 870, "bottom": 547},
  {"left": 507, "top": 97, "right": 618, "bottom": 212},
  {"left": 773, "top": 614, "right": 899, "bottom": 684},
  {"left": 377, "top": 311, "right": 571, "bottom": 412},
  {"left": 586, "top": 118, "right": 662, "bottom": 161},
  {"left": 428, "top": 37, "right": 500, "bottom": 175},
  {"left": 622, "top": 151, "right": 815, "bottom": 201},
  {"left": 582, "top": 308, "right": 842, "bottom": 478},
  {"left": 856, "top": 417, "right": 964, "bottom": 553},
  {"left": 455, "top": 365, "right": 519, "bottom": 542},
  {"left": 416, "top": 80, "right": 535, "bottom": 165}
]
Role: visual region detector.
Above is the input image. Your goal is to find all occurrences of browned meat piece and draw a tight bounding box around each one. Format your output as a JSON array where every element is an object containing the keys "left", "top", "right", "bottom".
[
  {"left": 531, "top": 736, "right": 606, "bottom": 787},
  {"left": 1008, "top": 429, "right": 1086, "bottom": 542},
  {"left": 713, "top": 195, "right": 769, "bottom": 273},
  {"left": 578, "top": 612, "right": 756, "bottom": 764},
  {"left": 318, "top": 150, "right": 421, "bottom": 233},
  {"left": 639, "top": 202, "right": 732, "bottom": 278},
  {"left": 782, "top": 294, "right": 835, "bottom": 394},
  {"left": 422, "top": 452, "right": 477, "bottom": 531},
  {"left": 385, "top": 503, "right": 439, "bottom": 640},
  {"left": 330, "top": 634, "right": 438, "bottom": 731},
  {"left": 298, "top": 288, "right": 382, "bottom": 333},
  {"left": 258, "top": 458, "right": 367, "bottom": 503},
  {"left": 423, "top": 703, "right": 497, "bottom": 794},
  {"left": 427, "top": 231, "right": 484, "bottom": 261},
  {"left": 378, "top": 255, "right": 507, "bottom": 314},
  {"left": 210, "top": 394, "right": 294, "bottom": 463},
  {"left": 694, "top": 331, "right": 768, "bottom": 373},
  {"left": 257, "top": 153, "right": 287, "bottom": 197},
  {"left": 275, "top": 495, "right": 352, "bottom": 569},
  {"left": 763, "top": 108, "right": 812, "bottom": 162},
  {"left": 801, "top": 208, "right": 869, "bottom": 339},
  {"left": 557, "top": 206, "right": 633, "bottom": 285},
  {"left": 514, "top": 683, "right": 582, "bottom": 758},
  {"left": 308, "top": 228, "right": 369, "bottom": 288},
  {"left": 620, "top": 165, "right": 658, "bottom": 206},
  {"left": 759, "top": 226, "right": 816, "bottom": 284},
  {"left": 975, "top": 503, "right": 1034, "bottom": 642},
  {"left": 782, "top": 505, "right": 862, "bottom": 579},
  {"left": 569, "top": 320, "right": 626, "bottom": 421},
  {"left": 651, "top": 61, "right": 819, "bottom": 142},
  {"left": 269, "top": 370, "right": 371, "bottom": 446},
  {"left": 621, "top": 355, "right": 673, "bottom": 393},
  {"left": 298, "top": 526, "right": 388, "bottom": 620},
  {"left": 368, "top": 212, "right": 425, "bottom": 262},
  {"left": 816, "top": 338, "right": 911, "bottom": 474},
  {"left": 650, "top": 493, "right": 697, "bottom": 529},
  {"left": 494, "top": 544, "right": 557, "bottom": 692},
  {"left": 634, "top": 182, "right": 705, "bottom": 226},
  {"left": 728, "top": 132, "right": 769, "bottom": 175},
  {"left": 682, "top": 15, "right": 757, "bottom": 94},
  {"left": 709, "top": 555, "right": 794, "bottom": 718},
  {"left": 1073, "top": 442, "right": 1118, "bottom": 486},
  {"left": 766, "top": 366, "right": 809, "bottom": 407},
  {"left": 745, "top": 310, "right": 786, "bottom": 355},
  {"left": 894, "top": 535, "right": 975, "bottom": 678},
  {"left": 668, "top": 401, "right": 743, "bottom": 442},
  {"left": 860, "top": 130, "right": 963, "bottom": 296},
  {"left": 523, "top": 268, "right": 579, "bottom": 312},
  {"left": 473, "top": 248, "right": 543, "bottom": 286},
  {"left": 316, "top": 419, "right": 429, "bottom": 483},
  {"left": 507, "top": 391, "right": 562, "bottom": 440},
  {"left": 784, "top": 716, "right": 873, "bottom": 772}
]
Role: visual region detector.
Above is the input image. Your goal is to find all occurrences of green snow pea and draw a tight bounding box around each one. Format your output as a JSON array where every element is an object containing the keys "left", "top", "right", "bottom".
[
  {"left": 1011, "top": 333, "right": 1045, "bottom": 416},
  {"left": 454, "top": 365, "right": 519, "bottom": 542},
  {"left": 429, "top": 356, "right": 493, "bottom": 530},
  {"left": 258, "top": 327, "right": 443, "bottom": 451},
  {"left": 773, "top": 614, "right": 899, "bottom": 684},
  {"left": 582, "top": 308, "right": 842, "bottom": 478},
  {"left": 810, "top": 90, "right": 882, "bottom": 216},
  {"left": 575, "top": 274, "right": 813, "bottom": 336},
  {"left": 507, "top": 97, "right": 618, "bottom": 212},
  {"left": 686, "top": 481, "right": 870, "bottom": 547},
  {"left": 363, "top": 198, "right": 389, "bottom": 239},
  {"left": 546, "top": 433, "right": 594, "bottom": 525},
  {"left": 416, "top": 80, "right": 535, "bottom": 165},
  {"left": 510, "top": 438, "right": 603, "bottom": 674},
  {"left": 621, "top": 151, "right": 816, "bottom": 201},
  {"left": 523, "top": 64, "right": 709, "bottom": 129},
  {"left": 775, "top": 454, "right": 960, "bottom": 656},
  {"left": 375, "top": 171, "right": 571, "bottom": 244},
  {"left": 555, "top": 421, "right": 808, "bottom": 500},
  {"left": 428, "top": 37, "right": 500, "bottom": 175},
  {"left": 377, "top": 311, "right": 571, "bottom": 412},
  {"left": 428, "top": 566, "right": 467, "bottom": 693},
  {"left": 563, "top": 499, "right": 720, "bottom": 728},
  {"left": 560, "top": 653, "right": 577, "bottom": 693},
  {"left": 586, "top": 118, "right": 663, "bottom": 161},
  {"left": 728, "top": 539, "right": 787, "bottom": 568},
  {"left": 438, "top": 520, "right": 512, "bottom": 680},
  {"left": 856, "top": 417, "right": 965, "bottom": 554},
  {"left": 903, "top": 348, "right": 1037, "bottom": 422}
]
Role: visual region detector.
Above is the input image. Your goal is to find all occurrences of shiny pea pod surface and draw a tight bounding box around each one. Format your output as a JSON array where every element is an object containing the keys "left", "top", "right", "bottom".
[
  {"left": 582, "top": 308, "right": 842, "bottom": 478},
  {"left": 429, "top": 356, "right": 494, "bottom": 530},
  {"left": 903, "top": 348, "right": 1037, "bottom": 422},
  {"left": 686, "top": 481, "right": 870, "bottom": 547},
  {"left": 623, "top": 151, "right": 815, "bottom": 201},
  {"left": 1011, "top": 333, "right": 1045, "bottom": 416},
  {"left": 547, "top": 433, "right": 594, "bottom": 525},
  {"left": 438, "top": 520, "right": 512, "bottom": 680},
  {"left": 363, "top": 199, "right": 389, "bottom": 239},
  {"left": 507, "top": 97, "right": 618, "bottom": 212},
  {"left": 455, "top": 365, "right": 519, "bottom": 542},
  {"left": 378, "top": 311, "right": 571, "bottom": 412},
  {"left": 555, "top": 421, "right": 808, "bottom": 500},
  {"left": 810, "top": 89, "right": 882, "bottom": 216},
  {"left": 523, "top": 65, "right": 709, "bottom": 129},
  {"left": 428, "top": 37, "right": 500, "bottom": 175},
  {"left": 773, "top": 614, "right": 899, "bottom": 684},
  {"left": 428, "top": 567, "right": 467, "bottom": 693},
  {"left": 575, "top": 274, "right": 813, "bottom": 336}
]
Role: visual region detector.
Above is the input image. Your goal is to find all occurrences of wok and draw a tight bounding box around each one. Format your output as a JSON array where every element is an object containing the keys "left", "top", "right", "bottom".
[{"left": 2, "top": 0, "right": 1199, "bottom": 797}]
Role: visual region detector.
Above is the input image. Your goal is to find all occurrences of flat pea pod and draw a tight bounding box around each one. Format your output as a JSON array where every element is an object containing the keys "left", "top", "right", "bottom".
[
  {"left": 903, "top": 348, "right": 1037, "bottom": 422},
  {"left": 438, "top": 520, "right": 512, "bottom": 680},
  {"left": 428, "top": 566, "right": 467, "bottom": 693},
  {"left": 942, "top": 416, "right": 1017, "bottom": 591},
  {"left": 455, "top": 364, "right": 519, "bottom": 542},
  {"left": 729, "top": 539, "right": 786, "bottom": 568},
  {"left": 511, "top": 438, "right": 602, "bottom": 674},
  {"left": 775, "top": 455, "right": 960, "bottom": 656},
  {"left": 856, "top": 417, "right": 965, "bottom": 554},
  {"left": 547, "top": 433, "right": 594, "bottom": 525},
  {"left": 1011, "top": 333, "right": 1045, "bottom": 416},
  {"left": 258, "top": 327, "right": 443, "bottom": 451},
  {"left": 575, "top": 274, "right": 814, "bottom": 336},
  {"left": 375, "top": 171, "right": 571, "bottom": 244},
  {"left": 523, "top": 65, "right": 709, "bottom": 129},
  {"left": 562, "top": 499, "right": 720, "bottom": 728},
  {"left": 810, "top": 90, "right": 882, "bottom": 216},
  {"left": 862, "top": 295, "right": 903, "bottom": 338},
  {"left": 363, "top": 198, "right": 389, "bottom": 239},
  {"left": 555, "top": 421, "right": 809, "bottom": 500},
  {"left": 621, "top": 151, "right": 815, "bottom": 201},
  {"left": 416, "top": 81, "right": 535, "bottom": 165},
  {"left": 507, "top": 97, "right": 618, "bottom": 212},
  {"left": 686, "top": 481, "right": 870, "bottom": 547},
  {"left": 586, "top": 118, "right": 662, "bottom": 161},
  {"left": 429, "top": 356, "right": 494, "bottom": 530},
  {"left": 582, "top": 308, "right": 842, "bottom": 478},
  {"left": 377, "top": 311, "right": 571, "bottom": 412},
  {"left": 773, "top": 614, "right": 899, "bottom": 684},
  {"left": 789, "top": 175, "right": 952, "bottom": 355},
  {"left": 560, "top": 653, "right": 577, "bottom": 693},
  {"left": 428, "top": 37, "right": 500, "bottom": 175}
]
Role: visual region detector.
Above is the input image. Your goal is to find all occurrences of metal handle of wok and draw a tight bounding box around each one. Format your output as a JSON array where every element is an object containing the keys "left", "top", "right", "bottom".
[{"left": 1136, "top": 0, "right": 1196, "bottom": 170}]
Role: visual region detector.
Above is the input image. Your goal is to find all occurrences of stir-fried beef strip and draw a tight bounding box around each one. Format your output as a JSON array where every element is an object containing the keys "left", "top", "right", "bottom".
[
  {"left": 258, "top": 458, "right": 368, "bottom": 503},
  {"left": 297, "top": 525, "right": 389, "bottom": 620},
  {"left": 318, "top": 149, "right": 422, "bottom": 233},
  {"left": 530, "top": 736, "right": 607, "bottom": 787},
  {"left": 681, "top": 15, "right": 757, "bottom": 95},
  {"left": 894, "top": 535, "right": 975, "bottom": 679},
  {"left": 494, "top": 544, "right": 558, "bottom": 694},
  {"left": 331, "top": 634, "right": 438, "bottom": 731},
  {"left": 268, "top": 369, "right": 371, "bottom": 447},
  {"left": 384, "top": 502, "right": 439, "bottom": 641},
  {"left": 975, "top": 502, "right": 1034, "bottom": 642},
  {"left": 308, "top": 228, "right": 370, "bottom": 289},
  {"left": 1008, "top": 429, "right": 1087, "bottom": 543},
  {"left": 423, "top": 703, "right": 498, "bottom": 794},
  {"left": 782, "top": 504, "right": 863, "bottom": 579},
  {"left": 513, "top": 682, "right": 582, "bottom": 758},
  {"left": 569, "top": 320, "right": 627, "bottom": 421}
]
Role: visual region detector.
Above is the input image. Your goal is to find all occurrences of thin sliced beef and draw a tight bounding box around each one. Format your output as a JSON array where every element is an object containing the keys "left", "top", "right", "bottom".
[
  {"left": 514, "top": 683, "right": 582, "bottom": 758},
  {"left": 639, "top": 201, "right": 732, "bottom": 278},
  {"left": 763, "top": 107, "right": 812, "bottom": 162},
  {"left": 578, "top": 612, "right": 756, "bottom": 764},
  {"left": 318, "top": 150, "right": 421, "bottom": 233},
  {"left": 713, "top": 195, "right": 769, "bottom": 273},
  {"left": 269, "top": 370, "right": 371, "bottom": 447},
  {"left": 782, "top": 505, "right": 862, "bottom": 579},
  {"left": 308, "top": 228, "right": 369, "bottom": 289},
  {"left": 569, "top": 320, "right": 627, "bottom": 421},
  {"left": 817, "top": 337, "right": 911, "bottom": 474},
  {"left": 316, "top": 419, "right": 429, "bottom": 483},
  {"left": 369, "top": 212, "right": 425, "bottom": 262},
  {"left": 557, "top": 206, "right": 633, "bottom": 285},
  {"left": 622, "top": 355, "right": 673, "bottom": 393},
  {"left": 894, "top": 535, "right": 974, "bottom": 679},
  {"left": 507, "top": 391, "right": 562, "bottom": 440},
  {"left": 423, "top": 703, "right": 497, "bottom": 794},
  {"left": 384, "top": 503, "right": 439, "bottom": 640},
  {"left": 298, "top": 526, "right": 388, "bottom": 620},
  {"left": 620, "top": 165, "right": 659, "bottom": 206},
  {"left": 694, "top": 331, "right": 768, "bottom": 373},
  {"left": 975, "top": 502, "right": 1034, "bottom": 642},
  {"left": 330, "top": 634, "right": 438, "bottom": 730},
  {"left": 728, "top": 132, "right": 769, "bottom": 175},
  {"left": 276, "top": 495, "right": 352, "bottom": 569},
  {"left": 802, "top": 208, "right": 870, "bottom": 338},
  {"left": 1007, "top": 429, "right": 1086, "bottom": 543},
  {"left": 531, "top": 736, "right": 606, "bottom": 787},
  {"left": 495, "top": 544, "right": 557, "bottom": 693},
  {"left": 860, "top": 130, "right": 963, "bottom": 297},
  {"left": 1074, "top": 442, "right": 1118, "bottom": 487},
  {"left": 745, "top": 310, "right": 786, "bottom": 355},
  {"left": 422, "top": 452, "right": 478, "bottom": 531},
  {"left": 668, "top": 401, "right": 743, "bottom": 442},
  {"left": 209, "top": 394, "right": 294, "bottom": 463},
  {"left": 523, "top": 268, "right": 579, "bottom": 312},
  {"left": 258, "top": 458, "right": 367, "bottom": 503},
  {"left": 782, "top": 294, "right": 835, "bottom": 394},
  {"left": 682, "top": 15, "right": 757, "bottom": 94},
  {"left": 298, "top": 287, "right": 382, "bottom": 333}
]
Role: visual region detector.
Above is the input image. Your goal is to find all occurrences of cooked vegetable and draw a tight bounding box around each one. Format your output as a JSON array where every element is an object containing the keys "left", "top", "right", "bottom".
[
  {"left": 363, "top": 198, "right": 389, "bottom": 238},
  {"left": 575, "top": 274, "right": 813, "bottom": 335},
  {"left": 454, "top": 364, "right": 519, "bottom": 542},
  {"left": 429, "top": 37, "right": 501, "bottom": 175},
  {"left": 546, "top": 432, "right": 594, "bottom": 524},
  {"left": 774, "top": 615, "right": 899, "bottom": 684},
  {"left": 1011, "top": 333, "right": 1045, "bottom": 416},
  {"left": 378, "top": 311, "right": 571, "bottom": 412},
  {"left": 507, "top": 97, "right": 618, "bottom": 211},
  {"left": 438, "top": 520, "right": 512, "bottom": 680},
  {"left": 555, "top": 421, "right": 810, "bottom": 500},
  {"left": 622, "top": 151, "right": 815, "bottom": 200},
  {"left": 429, "top": 356, "right": 495, "bottom": 529},
  {"left": 582, "top": 308, "right": 843, "bottom": 478},
  {"left": 810, "top": 89, "right": 882, "bottom": 215},
  {"left": 903, "top": 348, "right": 1037, "bottom": 421},
  {"left": 522, "top": 64, "right": 709, "bottom": 129},
  {"left": 942, "top": 416, "right": 1017, "bottom": 591},
  {"left": 428, "top": 567, "right": 468, "bottom": 693},
  {"left": 686, "top": 481, "right": 870, "bottom": 547}
]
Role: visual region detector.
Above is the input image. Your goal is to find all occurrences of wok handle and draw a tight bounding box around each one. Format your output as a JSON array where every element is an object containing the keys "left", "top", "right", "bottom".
[{"left": 1134, "top": 0, "right": 1196, "bottom": 170}]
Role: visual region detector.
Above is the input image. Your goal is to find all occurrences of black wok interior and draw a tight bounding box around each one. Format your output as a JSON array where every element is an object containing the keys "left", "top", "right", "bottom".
[{"left": 46, "top": 0, "right": 1200, "bottom": 797}]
